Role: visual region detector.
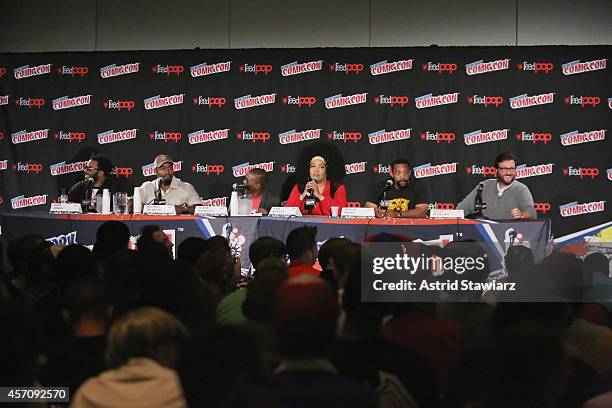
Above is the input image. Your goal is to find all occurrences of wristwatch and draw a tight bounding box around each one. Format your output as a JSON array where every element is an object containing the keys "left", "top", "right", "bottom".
[{"left": 397, "top": 211, "right": 403, "bottom": 218}]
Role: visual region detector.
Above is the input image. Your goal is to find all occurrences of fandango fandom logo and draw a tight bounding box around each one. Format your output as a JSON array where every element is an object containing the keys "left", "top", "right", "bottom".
[
  {"left": 345, "top": 162, "right": 367, "bottom": 175},
  {"left": 240, "top": 63, "right": 273, "bottom": 75},
  {"left": 278, "top": 129, "right": 321, "bottom": 145},
  {"left": 234, "top": 94, "right": 276, "bottom": 110},
  {"left": 152, "top": 64, "right": 184, "bottom": 75},
  {"left": 46, "top": 231, "right": 77, "bottom": 245},
  {"left": 57, "top": 66, "right": 88, "bottom": 76},
  {"left": 11, "top": 194, "right": 47, "bottom": 209},
  {"left": 562, "top": 166, "right": 600, "bottom": 179},
  {"left": 232, "top": 162, "right": 274, "bottom": 177},
  {"left": 415, "top": 93, "right": 459, "bottom": 109},
  {"left": 518, "top": 61, "right": 554, "bottom": 73},
  {"left": 370, "top": 59, "right": 413, "bottom": 76},
  {"left": 564, "top": 95, "right": 600, "bottom": 107},
  {"left": 463, "top": 129, "right": 508, "bottom": 145},
  {"left": 11, "top": 129, "right": 49, "bottom": 144},
  {"left": 420, "top": 131, "right": 455, "bottom": 143},
  {"left": 144, "top": 94, "right": 184, "bottom": 110},
  {"left": 374, "top": 95, "right": 409, "bottom": 107},
  {"left": 282, "top": 96, "right": 317, "bottom": 107},
  {"left": 467, "top": 95, "right": 503, "bottom": 107},
  {"left": 327, "top": 131, "right": 362, "bottom": 143},
  {"left": 191, "top": 164, "right": 225, "bottom": 175},
  {"left": 413, "top": 162, "right": 457, "bottom": 178},
  {"left": 149, "top": 131, "right": 182, "bottom": 142},
  {"left": 509, "top": 93, "right": 554, "bottom": 109},
  {"left": 142, "top": 161, "right": 182, "bottom": 177},
  {"left": 100, "top": 63, "right": 140, "bottom": 78},
  {"left": 50, "top": 161, "right": 88, "bottom": 176},
  {"left": 324, "top": 93, "right": 367, "bottom": 109},
  {"left": 13, "top": 162, "right": 43, "bottom": 174},
  {"left": 560, "top": 201, "right": 606, "bottom": 217},
  {"left": 97, "top": 129, "right": 137, "bottom": 145},
  {"left": 188, "top": 129, "right": 229, "bottom": 145},
  {"left": 515, "top": 163, "right": 554, "bottom": 179},
  {"left": 52, "top": 94, "right": 91, "bottom": 110},
  {"left": 14, "top": 64, "right": 52, "bottom": 79},
  {"left": 562, "top": 59, "right": 607, "bottom": 75},
  {"left": 516, "top": 131, "right": 552, "bottom": 144},
  {"left": 422, "top": 61, "right": 457, "bottom": 73},
  {"left": 368, "top": 129, "right": 411, "bottom": 145},
  {"left": 466, "top": 165, "right": 496, "bottom": 177},
  {"left": 329, "top": 62, "right": 363, "bottom": 74},
  {"left": 193, "top": 96, "right": 226, "bottom": 108},
  {"left": 190, "top": 61, "right": 231, "bottom": 77},
  {"left": 281, "top": 60, "right": 323, "bottom": 76},
  {"left": 560, "top": 130, "right": 606, "bottom": 146},
  {"left": 236, "top": 131, "right": 270, "bottom": 142},
  {"left": 465, "top": 59, "right": 510, "bottom": 75}
]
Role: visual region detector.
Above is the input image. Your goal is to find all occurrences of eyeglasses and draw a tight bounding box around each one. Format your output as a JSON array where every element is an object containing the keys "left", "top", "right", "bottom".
[
  {"left": 84, "top": 166, "right": 99, "bottom": 171},
  {"left": 497, "top": 167, "right": 516, "bottom": 172}
]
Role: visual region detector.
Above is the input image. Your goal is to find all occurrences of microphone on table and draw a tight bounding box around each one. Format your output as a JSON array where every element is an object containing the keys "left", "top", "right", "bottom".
[{"left": 377, "top": 179, "right": 394, "bottom": 210}]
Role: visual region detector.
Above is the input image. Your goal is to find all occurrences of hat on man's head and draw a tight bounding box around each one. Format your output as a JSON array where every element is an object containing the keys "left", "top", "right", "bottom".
[{"left": 154, "top": 154, "right": 174, "bottom": 168}]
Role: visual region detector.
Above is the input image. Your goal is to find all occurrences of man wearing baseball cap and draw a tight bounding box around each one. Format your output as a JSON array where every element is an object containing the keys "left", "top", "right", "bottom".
[{"left": 137, "top": 154, "right": 200, "bottom": 214}]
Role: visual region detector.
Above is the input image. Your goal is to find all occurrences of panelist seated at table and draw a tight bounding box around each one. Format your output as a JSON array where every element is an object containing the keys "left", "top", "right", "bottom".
[
  {"left": 364, "top": 158, "right": 429, "bottom": 218},
  {"left": 244, "top": 168, "right": 280, "bottom": 215},
  {"left": 284, "top": 155, "right": 347, "bottom": 216},
  {"left": 138, "top": 154, "right": 201, "bottom": 215},
  {"left": 456, "top": 152, "right": 537, "bottom": 219},
  {"left": 67, "top": 154, "right": 132, "bottom": 211}
]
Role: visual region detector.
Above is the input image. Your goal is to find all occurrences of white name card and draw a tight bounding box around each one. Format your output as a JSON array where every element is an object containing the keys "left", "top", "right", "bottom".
[
  {"left": 341, "top": 207, "right": 375, "bottom": 218},
  {"left": 49, "top": 203, "right": 83, "bottom": 214},
  {"left": 268, "top": 207, "right": 303, "bottom": 217},
  {"left": 429, "top": 209, "right": 465, "bottom": 219},
  {"left": 143, "top": 204, "right": 177, "bottom": 216},
  {"left": 195, "top": 206, "right": 228, "bottom": 217}
]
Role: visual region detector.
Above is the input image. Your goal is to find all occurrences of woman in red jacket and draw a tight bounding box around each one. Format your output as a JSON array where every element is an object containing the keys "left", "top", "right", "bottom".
[{"left": 284, "top": 155, "right": 347, "bottom": 216}]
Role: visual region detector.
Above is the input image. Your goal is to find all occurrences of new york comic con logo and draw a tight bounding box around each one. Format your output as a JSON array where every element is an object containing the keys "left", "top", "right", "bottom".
[
  {"left": 11, "top": 129, "right": 49, "bottom": 144},
  {"left": 97, "top": 129, "right": 137, "bottom": 145},
  {"left": 232, "top": 162, "right": 274, "bottom": 178},
  {"left": 422, "top": 61, "right": 457, "bottom": 74},
  {"left": 463, "top": 129, "right": 508, "bottom": 145},
  {"left": 608, "top": 98, "right": 612, "bottom": 110},
  {"left": 192, "top": 164, "right": 224, "bottom": 175},
  {"left": 327, "top": 131, "right": 362, "bottom": 143},
  {"left": 420, "top": 131, "right": 455, "bottom": 143},
  {"left": 564, "top": 95, "right": 600, "bottom": 108},
  {"left": 12, "top": 162, "right": 43, "bottom": 174},
  {"left": 188, "top": 129, "right": 229, "bottom": 145},
  {"left": 562, "top": 166, "right": 600, "bottom": 179},
  {"left": 282, "top": 96, "right": 317, "bottom": 107},
  {"left": 15, "top": 97, "right": 45, "bottom": 108},
  {"left": 201, "top": 196, "right": 227, "bottom": 207},
  {"left": 149, "top": 131, "right": 182, "bottom": 143},
  {"left": 52, "top": 95, "right": 91, "bottom": 110},
  {"left": 562, "top": 58, "right": 607, "bottom": 76},
  {"left": 516, "top": 131, "right": 552, "bottom": 144},
  {"left": 517, "top": 61, "right": 554, "bottom": 73},
  {"left": 324, "top": 93, "right": 367, "bottom": 109},
  {"left": 465, "top": 59, "right": 510, "bottom": 75},
  {"left": 236, "top": 131, "right": 271, "bottom": 143},
  {"left": 467, "top": 95, "right": 504, "bottom": 108},
  {"left": 0, "top": 95, "right": 8, "bottom": 106},
  {"left": 560, "top": 201, "right": 606, "bottom": 217},
  {"left": 193, "top": 96, "right": 226, "bottom": 108},
  {"left": 14, "top": 64, "right": 52, "bottom": 79},
  {"left": 345, "top": 162, "right": 367, "bottom": 175},
  {"left": 55, "top": 131, "right": 86, "bottom": 142},
  {"left": 57, "top": 66, "right": 88, "bottom": 76},
  {"left": 368, "top": 129, "right": 411, "bottom": 145},
  {"left": 234, "top": 94, "right": 276, "bottom": 110},
  {"left": 509, "top": 93, "right": 554, "bottom": 109},
  {"left": 100, "top": 63, "right": 140, "bottom": 78},
  {"left": 560, "top": 129, "right": 606, "bottom": 146},
  {"left": 152, "top": 64, "right": 184, "bottom": 75},
  {"left": 413, "top": 162, "right": 457, "bottom": 178},
  {"left": 374, "top": 95, "right": 409, "bottom": 107},
  {"left": 142, "top": 161, "right": 182, "bottom": 177},
  {"left": 240, "top": 63, "right": 273, "bottom": 75},
  {"left": 515, "top": 163, "right": 554, "bottom": 179},
  {"left": 104, "top": 99, "right": 136, "bottom": 111},
  {"left": 281, "top": 60, "right": 323, "bottom": 76},
  {"left": 190, "top": 61, "right": 231, "bottom": 77},
  {"left": 370, "top": 59, "right": 413, "bottom": 76},
  {"left": 415, "top": 93, "right": 459, "bottom": 109},
  {"left": 11, "top": 194, "right": 47, "bottom": 209},
  {"left": 329, "top": 62, "right": 363, "bottom": 75},
  {"left": 278, "top": 129, "right": 321, "bottom": 145},
  {"left": 50, "top": 161, "right": 88, "bottom": 176},
  {"left": 144, "top": 94, "right": 184, "bottom": 110}
]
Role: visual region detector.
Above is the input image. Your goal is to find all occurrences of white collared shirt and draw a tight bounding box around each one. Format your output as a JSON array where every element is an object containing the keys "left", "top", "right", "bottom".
[{"left": 139, "top": 177, "right": 201, "bottom": 206}]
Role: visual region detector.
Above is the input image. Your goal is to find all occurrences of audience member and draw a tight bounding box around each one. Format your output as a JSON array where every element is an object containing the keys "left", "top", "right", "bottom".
[{"left": 286, "top": 226, "right": 319, "bottom": 278}]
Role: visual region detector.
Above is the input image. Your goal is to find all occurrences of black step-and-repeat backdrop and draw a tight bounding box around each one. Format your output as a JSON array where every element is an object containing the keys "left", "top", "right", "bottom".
[{"left": 0, "top": 46, "right": 610, "bottom": 238}]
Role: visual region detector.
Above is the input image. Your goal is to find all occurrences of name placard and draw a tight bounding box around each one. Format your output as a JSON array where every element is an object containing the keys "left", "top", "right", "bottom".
[
  {"left": 49, "top": 203, "right": 83, "bottom": 214},
  {"left": 143, "top": 204, "right": 177, "bottom": 216},
  {"left": 429, "top": 209, "right": 465, "bottom": 219},
  {"left": 195, "top": 206, "right": 228, "bottom": 217},
  {"left": 341, "top": 207, "right": 375, "bottom": 218},
  {"left": 268, "top": 207, "right": 302, "bottom": 217}
]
